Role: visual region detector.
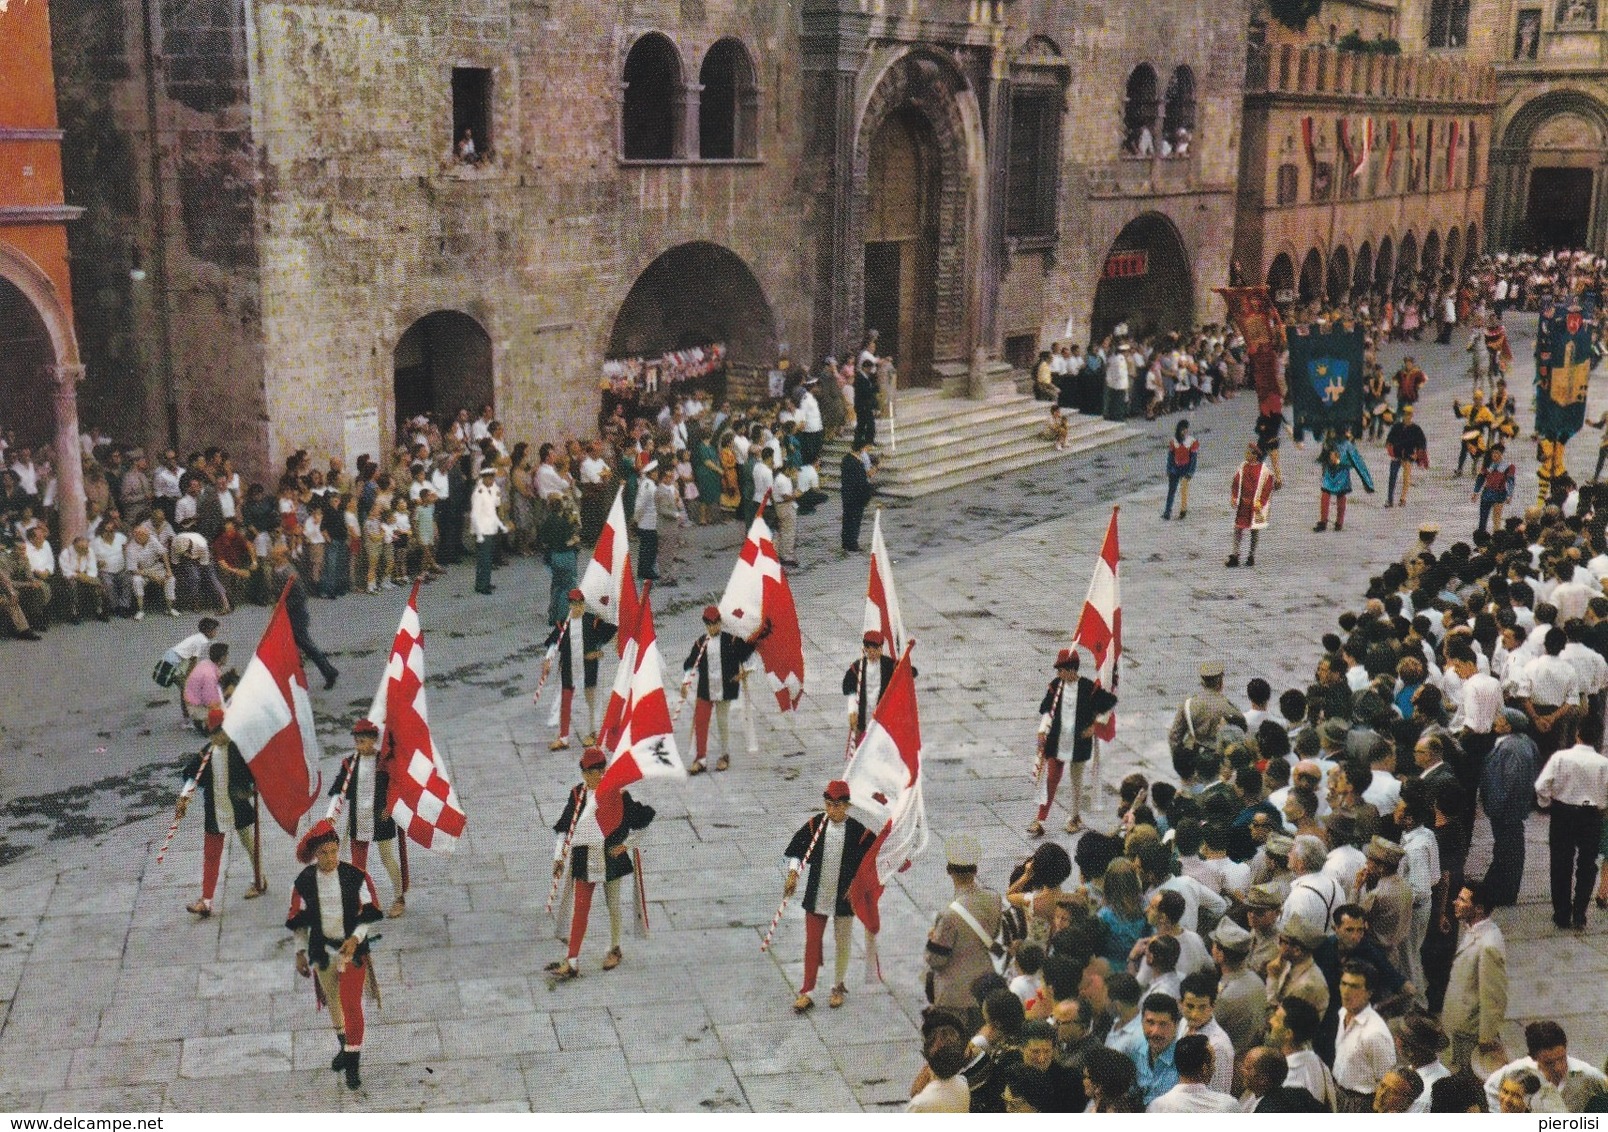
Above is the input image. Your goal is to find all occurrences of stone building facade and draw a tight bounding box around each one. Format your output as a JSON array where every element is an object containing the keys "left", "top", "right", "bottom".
[
  {"left": 2, "top": 0, "right": 87, "bottom": 538},
  {"left": 52, "top": 0, "right": 1250, "bottom": 472},
  {"left": 1233, "top": 1, "right": 1497, "bottom": 307}
]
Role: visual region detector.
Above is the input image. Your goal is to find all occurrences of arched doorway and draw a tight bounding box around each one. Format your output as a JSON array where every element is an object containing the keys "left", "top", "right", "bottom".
[
  {"left": 1495, "top": 91, "right": 1608, "bottom": 251},
  {"left": 0, "top": 276, "right": 58, "bottom": 448},
  {"left": 1375, "top": 237, "right": 1394, "bottom": 294},
  {"left": 1266, "top": 252, "right": 1296, "bottom": 299},
  {"left": 1422, "top": 230, "right": 1441, "bottom": 281},
  {"left": 393, "top": 311, "right": 494, "bottom": 432},
  {"left": 851, "top": 50, "right": 981, "bottom": 387},
  {"left": 1354, "top": 243, "right": 1374, "bottom": 297},
  {"left": 1089, "top": 212, "right": 1195, "bottom": 341},
  {"left": 1465, "top": 223, "right": 1479, "bottom": 270},
  {"left": 864, "top": 107, "right": 940, "bottom": 384},
  {"left": 1327, "top": 246, "right": 1351, "bottom": 306},
  {"left": 1398, "top": 232, "right": 1419, "bottom": 286},
  {"left": 609, "top": 242, "right": 777, "bottom": 365},
  {"left": 1298, "top": 248, "right": 1324, "bottom": 305},
  {"left": 1444, "top": 228, "right": 1461, "bottom": 276}
]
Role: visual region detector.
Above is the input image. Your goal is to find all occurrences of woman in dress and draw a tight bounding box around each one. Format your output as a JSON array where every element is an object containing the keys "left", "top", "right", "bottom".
[
  {"left": 692, "top": 424, "right": 721, "bottom": 526},
  {"left": 1161, "top": 418, "right": 1199, "bottom": 520}
]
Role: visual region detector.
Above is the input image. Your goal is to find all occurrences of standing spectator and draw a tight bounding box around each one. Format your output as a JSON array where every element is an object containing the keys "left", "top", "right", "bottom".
[
  {"left": 1122, "top": 993, "right": 1181, "bottom": 1107},
  {"left": 853, "top": 332, "right": 881, "bottom": 448},
  {"left": 839, "top": 440, "right": 875, "bottom": 553},
  {"left": 1442, "top": 879, "right": 1508, "bottom": 1072},
  {"left": 772, "top": 456, "right": 799, "bottom": 568},
  {"left": 924, "top": 835, "right": 1003, "bottom": 1015},
  {"left": 120, "top": 453, "right": 154, "bottom": 527},
  {"left": 1147, "top": 1033, "right": 1238, "bottom": 1112},
  {"left": 632, "top": 460, "right": 659, "bottom": 583},
  {"left": 1104, "top": 341, "right": 1130, "bottom": 422},
  {"left": 1481, "top": 707, "right": 1539, "bottom": 906},
  {"left": 469, "top": 465, "right": 505, "bottom": 595},
  {"left": 653, "top": 463, "right": 685, "bottom": 587},
  {"left": 1331, "top": 961, "right": 1396, "bottom": 1112},
  {"left": 1483, "top": 1022, "right": 1608, "bottom": 1113},
  {"left": 1534, "top": 706, "right": 1608, "bottom": 930},
  {"left": 539, "top": 492, "right": 581, "bottom": 624}
]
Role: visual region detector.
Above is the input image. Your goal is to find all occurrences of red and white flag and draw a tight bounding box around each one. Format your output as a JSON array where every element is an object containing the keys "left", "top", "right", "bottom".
[
  {"left": 579, "top": 487, "right": 640, "bottom": 654},
  {"left": 595, "top": 635, "right": 638, "bottom": 755},
  {"left": 845, "top": 644, "right": 927, "bottom": 978},
  {"left": 596, "top": 593, "right": 684, "bottom": 835},
  {"left": 862, "top": 511, "right": 907, "bottom": 657},
  {"left": 718, "top": 514, "right": 805, "bottom": 710},
  {"left": 368, "top": 582, "right": 467, "bottom": 851},
  {"left": 1072, "top": 507, "right": 1122, "bottom": 742},
  {"left": 222, "top": 585, "right": 322, "bottom": 835}
]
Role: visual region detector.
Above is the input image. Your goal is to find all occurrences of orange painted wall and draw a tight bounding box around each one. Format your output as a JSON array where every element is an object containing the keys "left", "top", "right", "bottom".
[{"left": 1, "top": 0, "right": 77, "bottom": 342}]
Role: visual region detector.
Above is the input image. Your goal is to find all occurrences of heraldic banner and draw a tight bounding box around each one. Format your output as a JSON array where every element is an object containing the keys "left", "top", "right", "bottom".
[
  {"left": 1287, "top": 323, "right": 1366, "bottom": 434},
  {"left": 1535, "top": 298, "right": 1597, "bottom": 442}
]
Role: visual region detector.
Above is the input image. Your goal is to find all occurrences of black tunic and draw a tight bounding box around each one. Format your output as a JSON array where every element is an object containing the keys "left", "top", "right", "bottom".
[
  {"left": 543, "top": 614, "right": 618, "bottom": 689},
  {"left": 182, "top": 741, "right": 256, "bottom": 834},
  {"left": 552, "top": 784, "right": 656, "bottom": 883},
  {"left": 286, "top": 861, "right": 384, "bottom": 969},
  {"left": 842, "top": 655, "right": 898, "bottom": 724},
  {"left": 682, "top": 632, "right": 758, "bottom": 702},
  {"left": 1038, "top": 675, "right": 1119, "bottom": 764},
  {"left": 328, "top": 750, "right": 398, "bottom": 842},
  {"left": 784, "top": 813, "right": 876, "bottom": 918}
]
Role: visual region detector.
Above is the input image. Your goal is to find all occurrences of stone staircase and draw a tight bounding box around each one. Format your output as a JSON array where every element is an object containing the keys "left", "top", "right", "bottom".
[{"left": 819, "top": 380, "right": 1139, "bottom": 499}]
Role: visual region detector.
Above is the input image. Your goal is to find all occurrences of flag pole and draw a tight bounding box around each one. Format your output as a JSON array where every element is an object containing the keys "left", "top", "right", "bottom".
[
  {"left": 155, "top": 747, "right": 213, "bottom": 864},
  {"left": 845, "top": 658, "right": 863, "bottom": 764},
  {"left": 252, "top": 791, "right": 264, "bottom": 893},
  {"left": 1032, "top": 679, "right": 1064, "bottom": 785},
  {"left": 545, "top": 788, "right": 586, "bottom": 917},
  {"left": 672, "top": 636, "right": 709, "bottom": 730},
  {"left": 760, "top": 810, "right": 830, "bottom": 954}
]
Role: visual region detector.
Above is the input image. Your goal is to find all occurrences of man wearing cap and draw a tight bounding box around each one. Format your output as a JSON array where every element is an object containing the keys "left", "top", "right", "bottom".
[
  {"left": 286, "top": 819, "right": 383, "bottom": 1090},
  {"left": 1242, "top": 883, "right": 1285, "bottom": 977},
  {"left": 1031, "top": 648, "right": 1119, "bottom": 836},
  {"left": 1356, "top": 836, "right": 1414, "bottom": 982},
  {"left": 1392, "top": 1013, "right": 1452, "bottom": 1112},
  {"left": 1249, "top": 833, "right": 1295, "bottom": 898},
  {"left": 1482, "top": 707, "right": 1539, "bottom": 906},
  {"left": 924, "top": 834, "right": 1003, "bottom": 1013},
  {"left": 547, "top": 747, "right": 656, "bottom": 981},
  {"left": 682, "top": 606, "right": 761, "bottom": 773},
  {"left": 328, "top": 718, "right": 406, "bottom": 919},
  {"left": 1209, "top": 919, "right": 1268, "bottom": 1054},
  {"left": 542, "top": 589, "right": 618, "bottom": 751},
  {"left": 469, "top": 463, "right": 506, "bottom": 595},
  {"left": 1265, "top": 918, "right": 1330, "bottom": 1021},
  {"left": 783, "top": 779, "right": 878, "bottom": 1012},
  {"left": 843, "top": 630, "right": 898, "bottom": 749},
  {"left": 1168, "top": 662, "right": 1247, "bottom": 784},
  {"left": 174, "top": 709, "right": 263, "bottom": 916}
]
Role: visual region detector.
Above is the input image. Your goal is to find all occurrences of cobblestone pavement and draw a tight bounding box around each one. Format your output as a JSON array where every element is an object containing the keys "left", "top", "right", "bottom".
[{"left": 5, "top": 322, "right": 1608, "bottom": 1111}]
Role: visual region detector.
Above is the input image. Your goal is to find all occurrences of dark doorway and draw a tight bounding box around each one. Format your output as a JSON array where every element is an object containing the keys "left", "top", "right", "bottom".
[
  {"left": 864, "top": 107, "right": 940, "bottom": 385},
  {"left": 863, "top": 243, "right": 902, "bottom": 368},
  {"left": 1527, "top": 168, "right": 1593, "bottom": 250},
  {"left": 0, "top": 277, "right": 56, "bottom": 447},
  {"left": 1090, "top": 212, "right": 1195, "bottom": 342},
  {"left": 393, "top": 311, "right": 494, "bottom": 432}
]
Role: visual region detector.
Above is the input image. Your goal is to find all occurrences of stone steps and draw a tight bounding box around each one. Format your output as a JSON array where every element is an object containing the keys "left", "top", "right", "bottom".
[{"left": 819, "top": 386, "right": 1139, "bottom": 499}]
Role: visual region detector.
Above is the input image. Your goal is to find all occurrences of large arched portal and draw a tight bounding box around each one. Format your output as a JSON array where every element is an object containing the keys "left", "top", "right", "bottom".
[
  {"left": 0, "top": 276, "right": 58, "bottom": 447},
  {"left": 393, "top": 311, "right": 494, "bottom": 431},
  {"left": 1266, "top": 253, "right": 1295, "bottom": 299},
  {"left": 864, "top": 107, "right": 941, "bottom": 384},
  {"left": 1354, "top": 243, "right": 1374, "bottom": 297},
  {"left": 850, "top": 50, "right": 981, "bottom": 388},
  {"left": 1492, "top": 90, "right": 1608, "bottom": 251},
  {"left": 1298, "top": 248, "right": 1324, "bottom": 305},
  {"left": 608, "top": 242, "right": 777, "bottom": 365},
  {"left": 1327, "top": 246, "right": 1352, "bottom": 306},
  {"left": 1089, "top": 212, "right": 1195, "bottom": 342}
]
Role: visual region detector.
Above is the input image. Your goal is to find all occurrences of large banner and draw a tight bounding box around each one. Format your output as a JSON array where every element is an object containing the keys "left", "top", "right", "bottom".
[
  {"left": 1535, "top": 297, "right": 1597, "bottom": 442},
  {"left": 1286, "top": 323, "right": 1366, "bottom": 434}
]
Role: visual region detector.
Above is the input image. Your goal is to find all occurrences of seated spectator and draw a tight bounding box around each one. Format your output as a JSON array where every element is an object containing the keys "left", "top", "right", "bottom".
[
  {"left": 2, "top": 533, "right": 49, "bottom": 631},
  {"left": 57, "top": 534, "right": 105, "bottom": 622},
  {"left": 212, "top": 517, "right": 256, "bottom": 607},
  {"left": 127, "top": 523, "right": 178, "bottom": 620},
  {"left": 91, "top": 515, "right": 133, "bottom": 615}
]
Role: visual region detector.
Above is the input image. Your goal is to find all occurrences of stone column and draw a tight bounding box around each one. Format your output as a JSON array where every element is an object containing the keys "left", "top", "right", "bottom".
[
  {"left": 680, "top": 82, "right": 704, "bottom": 160},
  {"left": 52, "top": 363, "right": 88, "bottom": 542}
]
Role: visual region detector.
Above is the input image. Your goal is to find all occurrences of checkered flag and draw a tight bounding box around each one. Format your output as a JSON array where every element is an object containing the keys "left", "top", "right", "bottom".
[{"left": 369, "top": 582, "right": 467, "bottom": 851}]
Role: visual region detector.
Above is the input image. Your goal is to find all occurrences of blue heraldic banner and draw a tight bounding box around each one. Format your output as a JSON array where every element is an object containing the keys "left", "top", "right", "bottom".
[
  {"left": 1535, "top": 298, "right": 1597, "bottom": 442},
  {"left": 1287, "top": 324, "right": 1365, "bottom": 434}
]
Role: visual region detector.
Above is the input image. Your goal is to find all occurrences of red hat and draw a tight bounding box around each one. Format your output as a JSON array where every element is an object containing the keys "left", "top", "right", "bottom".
[
  {"left": 580, "top": 746, "right": 607, "bottom": 771},
  {"left": 1054, "top": 648, "right": 1079, "bottom": 669},
  {"left": 702, "top": 605, "right": 721, "bottom": 623},
  {"left": 206, "top": 708, "right": 226, "bottom": 732},
  {"left": 823, "top": 779, "right": 851, "bottom": 802},
  {"left": 863, "top": 630, "right": 884, "bottom": 648},
  {"left": 352, "top": 718, "right": 380, "bottom": 736},
  {"left": 568, "top": 588, "right": 585, "bottom": 602},
  {"left": 296, "top": 819, "right": 339, "bottom": 864}
]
